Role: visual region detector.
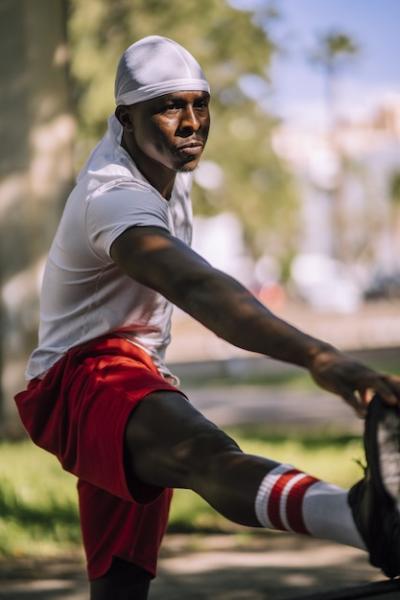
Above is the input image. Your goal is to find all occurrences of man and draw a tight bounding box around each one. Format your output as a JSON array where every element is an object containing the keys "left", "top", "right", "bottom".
[{"left": 15, "top": 36, "right": 400, "bottom": 599}]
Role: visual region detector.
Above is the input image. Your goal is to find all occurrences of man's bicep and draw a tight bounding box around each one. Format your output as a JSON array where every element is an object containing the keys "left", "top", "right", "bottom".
[{"left": 110, "top": 225, "right": 212, "bottom": 297}]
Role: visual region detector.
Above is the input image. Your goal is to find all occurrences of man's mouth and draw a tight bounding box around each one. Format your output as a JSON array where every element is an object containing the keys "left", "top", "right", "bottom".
[{"left": 176, "top": 142, "right": 204, "bottom": 157}]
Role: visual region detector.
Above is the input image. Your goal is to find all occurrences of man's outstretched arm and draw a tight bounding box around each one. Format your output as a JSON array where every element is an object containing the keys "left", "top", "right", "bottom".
[{"left": 110, "top": 225, "right": 400, "bottom": 414}]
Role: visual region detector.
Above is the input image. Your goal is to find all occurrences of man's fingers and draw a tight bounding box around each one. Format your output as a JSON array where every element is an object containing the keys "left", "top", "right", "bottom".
[
  {"left": 355, "top": 373, "right": 400, "bottom": 408},
  {"left": 342, "top": 376, "right": 400, "bottom": 417},
  {"left": 360, "top": 388, "right": 374, "bottom": 406},
  {"left": 385, "top": 375, "right": 400, "bottom": 402},
  {"left": 368, "top": 379, "right": 398, "bottom": 407},
  {"left": 339, "top": 387, "right": 366, "bottom": 418}
]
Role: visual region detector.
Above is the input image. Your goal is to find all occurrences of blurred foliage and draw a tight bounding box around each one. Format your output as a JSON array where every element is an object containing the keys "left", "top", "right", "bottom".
[
  {"left": 67, "top": 0, "right": 298, "bottom": 259},
  {"left": 309, "top": 30, "right": 359, "bottom": 76},
  {"left": 390, "top": 170, "right": 400, "bottom": 206}
]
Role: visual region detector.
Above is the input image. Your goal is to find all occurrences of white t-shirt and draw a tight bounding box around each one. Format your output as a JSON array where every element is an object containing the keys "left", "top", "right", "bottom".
[{"left": 26, "top": 115, "right": 193, "bottom": 380}]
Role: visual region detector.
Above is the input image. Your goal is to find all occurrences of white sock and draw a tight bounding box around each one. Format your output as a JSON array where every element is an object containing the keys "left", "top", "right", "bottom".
[{"left": 255, "top": 464, "right": 365, "bottom": 550}]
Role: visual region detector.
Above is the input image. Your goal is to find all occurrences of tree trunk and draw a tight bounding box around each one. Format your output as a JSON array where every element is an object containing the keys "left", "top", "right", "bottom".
[{"left": 0, "top": 0, "right": 75, "bottom": 436}]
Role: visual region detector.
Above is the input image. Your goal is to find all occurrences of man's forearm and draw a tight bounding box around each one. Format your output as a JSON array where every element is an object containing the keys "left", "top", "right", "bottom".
[{"left": 169, "top": 268, "right": 335, "bottom": 369}]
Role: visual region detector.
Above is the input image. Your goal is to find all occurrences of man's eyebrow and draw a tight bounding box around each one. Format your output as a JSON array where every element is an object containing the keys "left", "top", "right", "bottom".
[
  {"left": 150, "top": 91, "right": 210, "bottom": 111},
  {"left": 154, "top": 94, "right": 181, "bottom": 104},
  {"left": 161, "top": 91, "right": 209, "bottom": 100}
]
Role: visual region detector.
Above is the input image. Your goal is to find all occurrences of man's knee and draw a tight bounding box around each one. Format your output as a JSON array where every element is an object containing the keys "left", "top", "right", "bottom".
[{"left": 124, "top": 391, "right": 241, "bottom": 489}]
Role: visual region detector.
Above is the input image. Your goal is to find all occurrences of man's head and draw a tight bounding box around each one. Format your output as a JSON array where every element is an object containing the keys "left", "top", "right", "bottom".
[{"left": 115, "top": 36, "right": 210, "bottom": 173}]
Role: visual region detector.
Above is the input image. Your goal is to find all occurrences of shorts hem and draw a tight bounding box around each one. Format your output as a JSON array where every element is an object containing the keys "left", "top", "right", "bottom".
[{"left": 87, "top": 553, "right": 156, "bottom": 581}]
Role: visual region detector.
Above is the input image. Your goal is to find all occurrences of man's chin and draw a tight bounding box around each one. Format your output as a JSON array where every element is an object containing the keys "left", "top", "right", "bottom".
[
  {"left": 177, "top": 159, "right": 200, "bottom": 173},
  {"left": 178, "top": 165, "right": 197, "bottom": 173}
]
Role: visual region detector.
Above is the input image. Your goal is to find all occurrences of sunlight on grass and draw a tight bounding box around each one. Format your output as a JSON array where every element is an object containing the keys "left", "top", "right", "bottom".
[{"left": 0, "top": 440, "right": 79, "bottom": 557}]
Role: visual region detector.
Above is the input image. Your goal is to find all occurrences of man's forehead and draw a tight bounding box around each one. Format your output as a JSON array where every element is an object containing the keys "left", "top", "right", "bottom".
[
  {"left": 155, "top": 90, "right": 210, "bottom": 102},
  {"left": 129, "top": 90, "right": 210, "bottom": 110}
]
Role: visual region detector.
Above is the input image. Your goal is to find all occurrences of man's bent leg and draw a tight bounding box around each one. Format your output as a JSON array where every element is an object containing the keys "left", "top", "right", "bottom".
[
  {"left": 90, "top": 558, "right": 151, "bottom": 600},
  {"left": 78, "top": 479, "right": 171, "bottom": 599}
]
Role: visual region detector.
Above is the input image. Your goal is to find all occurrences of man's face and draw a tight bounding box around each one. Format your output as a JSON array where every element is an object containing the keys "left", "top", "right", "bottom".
[{"left": 122, "top": 91, "right": 210, "bottom": 172}]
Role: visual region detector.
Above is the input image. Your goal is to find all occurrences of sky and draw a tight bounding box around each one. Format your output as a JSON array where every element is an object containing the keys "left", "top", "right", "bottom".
[{"left": 232, "top": 0, "right": 400, "bottom": 126}]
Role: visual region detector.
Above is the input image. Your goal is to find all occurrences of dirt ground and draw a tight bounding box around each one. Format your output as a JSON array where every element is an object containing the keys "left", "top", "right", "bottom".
[{"left": 0, "top": 533, "right": 399, "bottom": 600}]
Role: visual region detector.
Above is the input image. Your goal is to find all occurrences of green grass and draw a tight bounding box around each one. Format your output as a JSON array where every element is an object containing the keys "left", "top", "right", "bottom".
[
  {"left": 0, "top": 430, "right": 364, "bottom": 558},
  {"left": 181, "top": 369, "right": 312, "bottom": 390},
  {"left": 0, "top": 440, "right": 80, "bottom": 557}
]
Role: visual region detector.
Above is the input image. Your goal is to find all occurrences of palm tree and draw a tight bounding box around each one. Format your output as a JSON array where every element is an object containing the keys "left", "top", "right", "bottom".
[
  {"left": 309, "top": 31, "right": 360, "bottom": 262},
  {"left": 310, "top": 31, "right": 359, "bottom": 129}
]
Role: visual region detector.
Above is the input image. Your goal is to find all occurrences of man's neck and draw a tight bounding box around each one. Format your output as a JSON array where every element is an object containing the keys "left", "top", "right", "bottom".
[{"left": 121, "top": 133, "right": 176, "bottom": 200}]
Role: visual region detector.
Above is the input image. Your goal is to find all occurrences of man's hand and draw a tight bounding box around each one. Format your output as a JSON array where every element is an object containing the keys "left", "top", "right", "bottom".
[{"left": 308, "top": 348, "right": 400, "bottom": 417}]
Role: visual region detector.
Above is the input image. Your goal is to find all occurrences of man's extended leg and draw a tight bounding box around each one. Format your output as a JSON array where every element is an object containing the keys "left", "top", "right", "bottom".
[
  {"left": 124, "top": 391, "right": 364, "bottom": 543},
  {"left": 123, "top": 391, "right": 400, "bottom": 578}
]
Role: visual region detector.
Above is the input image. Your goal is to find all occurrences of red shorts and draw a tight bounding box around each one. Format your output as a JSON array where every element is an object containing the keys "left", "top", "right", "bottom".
[{"left": 14, "top": 336, "right": 184, "bottom": 580}]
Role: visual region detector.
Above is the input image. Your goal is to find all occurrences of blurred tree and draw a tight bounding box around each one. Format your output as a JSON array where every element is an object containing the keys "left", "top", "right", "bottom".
[
  {"left": 390, "top": 171, "right": 400, "bottom": 206},
  {"left": 68, "top": 0, "right": 298, "bottom": 260},
  {"left": 0, "top": 0, "right": 75, "bottom": 435},
  {"left": 389, "top": 170, "right": 400, "bottom": 262},
  {"left": 310, "top": 31, "right": 359, "bottom": 128}
]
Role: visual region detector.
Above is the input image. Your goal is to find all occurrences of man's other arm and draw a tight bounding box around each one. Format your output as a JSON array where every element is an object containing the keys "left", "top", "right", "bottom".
[{"left": 111, "top": 226, "right": 400, "bottom": 413}]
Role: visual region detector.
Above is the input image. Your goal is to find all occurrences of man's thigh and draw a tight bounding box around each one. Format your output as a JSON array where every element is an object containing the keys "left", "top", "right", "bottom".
[{"left": 124, "top": 390, "right": 241, "bottom": 490}]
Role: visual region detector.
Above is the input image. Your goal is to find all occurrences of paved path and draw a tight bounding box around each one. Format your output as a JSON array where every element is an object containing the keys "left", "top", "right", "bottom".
[
  {"left": 167, "top": 302, "right": 400, "bottom": 364},
  {"left": 0, "top": 534, "right": 395, "bottom": 599},
  {"left": 185, "top": 384, "right": 364, "bottom": 433}
]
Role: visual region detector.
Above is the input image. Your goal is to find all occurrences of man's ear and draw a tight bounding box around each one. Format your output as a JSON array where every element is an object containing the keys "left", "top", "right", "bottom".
[{"left": 115, "top": 106, "right": 134, "bottom": 132}]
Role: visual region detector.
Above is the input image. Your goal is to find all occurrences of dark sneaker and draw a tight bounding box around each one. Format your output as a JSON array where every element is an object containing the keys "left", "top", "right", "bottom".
[{"left": 348, "top": 395, "right": 400, "bottom": 578}]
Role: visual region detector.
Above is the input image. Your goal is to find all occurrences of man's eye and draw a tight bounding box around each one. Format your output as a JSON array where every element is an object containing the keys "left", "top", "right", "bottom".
[{"left": 163, "top": 103, "right": 180, "bottom": 112}]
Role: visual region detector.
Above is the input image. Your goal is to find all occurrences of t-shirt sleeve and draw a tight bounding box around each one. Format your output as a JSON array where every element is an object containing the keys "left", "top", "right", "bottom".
[{"left": 86, "top": 186, "right": 170, "bottom": 260}]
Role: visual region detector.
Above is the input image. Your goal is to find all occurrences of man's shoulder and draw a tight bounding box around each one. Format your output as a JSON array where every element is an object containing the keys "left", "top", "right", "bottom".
[{"left": 89, "top": 175, "right": 158, "bottom": 201}]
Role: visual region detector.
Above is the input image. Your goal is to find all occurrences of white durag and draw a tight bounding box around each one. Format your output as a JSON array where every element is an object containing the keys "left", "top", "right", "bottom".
[{"left": 115, "top": 35, "right": 210, "bottom": 106}]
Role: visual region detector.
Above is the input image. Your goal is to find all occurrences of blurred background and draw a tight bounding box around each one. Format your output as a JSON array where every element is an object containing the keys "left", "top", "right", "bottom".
[{"left": 0, "top": 1, "right": 399, "bottom": 597}]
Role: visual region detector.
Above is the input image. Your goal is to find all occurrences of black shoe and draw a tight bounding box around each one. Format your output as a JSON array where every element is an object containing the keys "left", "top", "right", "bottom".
[{"left": 348, "top": 395, "right": 400, "bottom": 578}]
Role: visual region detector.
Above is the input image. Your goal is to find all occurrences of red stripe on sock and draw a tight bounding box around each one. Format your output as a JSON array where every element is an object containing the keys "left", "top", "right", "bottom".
[
  {"left": 286, "top": 475, "right": 319, "bottom": 534},
  {"left": 267, "top": 469, "right": 300, "bottom": 531}
]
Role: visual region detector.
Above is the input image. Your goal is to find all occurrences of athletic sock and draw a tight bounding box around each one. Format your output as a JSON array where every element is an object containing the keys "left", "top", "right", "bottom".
[{"left": 254, "top": 463, "right": 365, "bottom": 550}]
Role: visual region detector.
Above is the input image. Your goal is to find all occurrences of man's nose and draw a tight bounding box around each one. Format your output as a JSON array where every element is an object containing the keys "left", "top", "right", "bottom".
[{"left": 178, "top": 105, "right": 201, "bottom": 134}]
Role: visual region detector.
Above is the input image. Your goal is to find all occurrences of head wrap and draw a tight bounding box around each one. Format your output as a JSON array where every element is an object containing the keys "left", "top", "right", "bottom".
[{"left": 115, "top": 35, "right": 210, "bottom": 106}]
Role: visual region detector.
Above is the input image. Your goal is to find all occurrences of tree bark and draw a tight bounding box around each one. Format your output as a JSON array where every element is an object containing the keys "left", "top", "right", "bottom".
[{"left": 0, "top": 0, "right": 75, "bottom": 436}]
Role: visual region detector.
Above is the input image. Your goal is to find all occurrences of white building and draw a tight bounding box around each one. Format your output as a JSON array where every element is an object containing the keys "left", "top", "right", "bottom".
[{"left": 271, "top": 94, "right": 400, "bottom": 310}]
